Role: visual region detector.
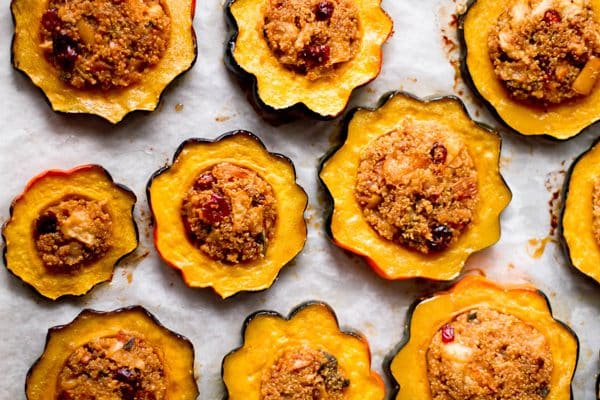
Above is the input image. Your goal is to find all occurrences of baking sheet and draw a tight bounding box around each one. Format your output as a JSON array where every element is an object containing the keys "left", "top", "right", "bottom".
[{"left": 0, "top": 0, "right": 598, "bottom": 398}]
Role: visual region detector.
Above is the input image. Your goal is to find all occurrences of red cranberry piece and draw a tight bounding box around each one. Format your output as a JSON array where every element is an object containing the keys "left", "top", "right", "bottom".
[
  {"left": 115, "top": 367, "right": 139, "bottom": 385},
  {"left": 41, "top": 8, "right": 61, "bottom": 32},
  {"left": 300, "top": 44, "right": 330, "bottom": 67},
  {"left": 543, "top": 9, "right": 561, "bottom": 24},
  {"left": 315, "top": 1, "right": 335, "bottom": 21},
  {"left": 430, "top": 142, "right": 448, "bottom": 164},
  {"left": 201, "top": 193, "right": 231, "bottom": 224},
  {"left": 194, "top": 172, "right": 215, "bottom": 191},
  {"left": 427, "top": 224, "right": 453, "bottom": 252},
  {"left": 441, "top": 324, "right": 455, "bottom": 343},
  {"left": 53, "top": 33, "right": 78, "bottom": 70},
  {"left": 36, "top": 213, "right": 58, "bottom": 235}
]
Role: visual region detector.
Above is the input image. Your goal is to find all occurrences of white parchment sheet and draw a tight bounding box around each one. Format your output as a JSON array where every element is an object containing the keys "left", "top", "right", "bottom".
[{"left": 0, "top": 0, "right": 598, "bottom": 398}]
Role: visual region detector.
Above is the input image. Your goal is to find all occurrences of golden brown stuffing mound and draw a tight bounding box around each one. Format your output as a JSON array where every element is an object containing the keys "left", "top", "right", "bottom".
[
  {"left": 34, "top": 197, "right": 112, "bottom": 273},
  {"left": 181, "top": 162, "right": 277, "bottom": 264},
  {"left": 263, "top": 0, "right": 360, "bottom": 80},
  {"left": 426, "top": 308, "right": 553, "bottom": 400},
  {"left": 57, "top": 332, "right": 166, "bottom": 400},
  {"left": 592, "top": 179, "right": 600, "bottom": 247},
  {"left": 355, "top": 120, "right": 479, "bottom": 254},
  {"left": 488, "top": 0, "right": 600, "bottom": 104},
  {"left": 39, "top": 0, "right": 170, "bottom": 89},
  {"left": 260, "top": 345, "right": 349, "bottom": 400}
]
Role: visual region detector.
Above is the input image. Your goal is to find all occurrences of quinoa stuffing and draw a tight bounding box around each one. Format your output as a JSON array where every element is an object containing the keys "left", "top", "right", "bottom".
[
  {"left": 39, "top": 0, "right": 171, "bottom": 89},
  {"left": 592, "top": 179, "right": 600, "bottom": 247},
  {"left": 262, "top": 0, "right": 360, "bottom": 80},
  {"left": 426, "top": 308, "right": 553, "bottom": 400},
  {"left": 34, "top": 197, "right": 112, "bottom": 273},
  {"left": 181, "top": 162, "right": 277, "bottom": 264},
  {"left": 488, "top": 0, "right": 600, "bottom": 105},
  {"left": 355, "top": 120, "right": 479, "bottom": 254},
  {"left": 57, "top": 332, "right": 166, "bottom": 400},
  {"left": 260, "top": 345, "right": 349, "bottom": 400}
]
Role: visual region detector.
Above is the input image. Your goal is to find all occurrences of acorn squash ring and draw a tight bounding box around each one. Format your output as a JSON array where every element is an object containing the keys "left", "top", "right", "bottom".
[
  {"left": 147, "top": 130, "right": 308, "bottom": 298},
  {"left": 2, "top": 165, "right": 139, "bottom": 300}
]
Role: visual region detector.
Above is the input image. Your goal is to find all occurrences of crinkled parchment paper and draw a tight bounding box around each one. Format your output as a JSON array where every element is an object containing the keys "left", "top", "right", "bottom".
[{"left": 0, "top": 0, "right": 598, "bottom": 398}]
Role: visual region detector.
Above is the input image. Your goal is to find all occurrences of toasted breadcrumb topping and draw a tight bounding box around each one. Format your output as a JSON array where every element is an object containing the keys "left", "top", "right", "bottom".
[
  {"left": 39, "top": 0, "right": 170, "bottom": 89},
  {"left": 57, "top": 332, "right": 166, "bottom": 400},
  {"left": 34, "top": 197, "right": 112, "bottom": 273},
  {"left": 181, "top": 163, "right": 277, "bottom": 264},
  {"left": 355, "top": 120, "right": 478, "bottom": 254},
  {"left": 427, "top": 308, "right": 553, "bottom": 400},
  {"left": 488, "top": 0, "right": 600, "bottom": 104},
  {"left": 263, "top": 0, "right": 360, "bottom": 80},
  {"left": 260, "top": 345, "right": 349, "bottom": 400}
]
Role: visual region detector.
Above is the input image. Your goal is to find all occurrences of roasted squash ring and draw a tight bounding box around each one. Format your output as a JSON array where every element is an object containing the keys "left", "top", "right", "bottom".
[
  {"left": 11, "top": 0, "right": 197, "bottom": 123},
  {"left": 459, "top": 0, "right": 600, "bottom": 140},
  {"left": 560, "top": 138, "right": 600, "bottom": 284},
  {"left": 147, "top": 131, "right": 307, "bottom": 298},
  {"left": 222, "top": 301, "right": 385, "bottom": 399},
  {"left": 225, "top": 0, "right": 393, "bottom": 119},
  {"left": 388, "top": 275, "right": 579, "bottom": 400},
  {"left": 2, "top": 165, "right": 138, "bottom": 300},
  {"left": 25, "top": 306, "right": 199, "bottom": 399},
  {"left": 319, "top": 92, "right": 511, "bottom": 280}
]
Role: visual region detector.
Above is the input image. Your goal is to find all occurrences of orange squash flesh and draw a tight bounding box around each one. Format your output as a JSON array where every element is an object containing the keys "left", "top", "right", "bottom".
[
  {"left": 222, "top": 302, "right": 385, "bottom": 400},
  {"left": 319, "top": 92, "right": 511, "bottom": 280},
  {"left": 147, "top": 131, "right": 308, "bottom": 298},
  {"left": 225, "top": 0, "right": 393, "bottom": 119},
  {"left": 2, "top": 165, "right": 138, "bottom": 300},
  {"left": 388, "top": 275, "right": 579, "bottom": 400},
  {"left": 11, "top": 0, "right": 197, "bottom": 123},
  {"left": 26, "top": 306, "right": 199, "bottom": 399},
  {"left": 460, "top": 0, "right": 600, "bottom": 139}
]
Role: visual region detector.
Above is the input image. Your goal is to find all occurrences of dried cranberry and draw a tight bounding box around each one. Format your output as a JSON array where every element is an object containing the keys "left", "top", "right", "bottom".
[
  {"left": 441, "top": 324, "right": 455, "bottom": 343},
  {"left": 429, "top": 142, "right": 447, "bottom": 164},
  {"left": 543, "top": 9, "right": 561, "bottom": 24},
  {"left": 427, "top": 224, "right": 453, "bottom": 252},
  {"left": 300, "top": 44, "right": 330, "bottom": 67},
  {"left": 201, "top": 193, "right": 231, "bottom": 224},
  {"left": 315, "top": 1, "right": 335, "bottom": 21},
  {"left": 36, "top": 213, "right": 58, "bottom": 235},
  {"left": 194, "top": 172, "right": 215, "bottom": 191},
  {"left": 115, "top": 367, "right": 140, "bottom": 387},
  {"left": 41, "top": 8, "right": 61, "bottom": 32},
  {"left": 53, "top": 33, "right": 78, "bottom": 70}
]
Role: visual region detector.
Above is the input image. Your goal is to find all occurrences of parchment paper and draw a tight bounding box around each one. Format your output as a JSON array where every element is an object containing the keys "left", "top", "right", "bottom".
[{"left": 0, "top": 0, "right": 598, "bottom": 398}]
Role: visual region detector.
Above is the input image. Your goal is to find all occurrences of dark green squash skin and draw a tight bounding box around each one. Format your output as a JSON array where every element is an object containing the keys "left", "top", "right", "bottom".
[
  {"left": 1, "top": 165, "right": 139, "bottom": 301},
  {"left": 383, "top": 285, "right": 580, "bottom": 399},
  {"left": 11, "top": 0, "right": 198, "bottom": 124},
  {"left": 457, "top": 0, "right": 597, "bottom": 142},
  {"left": 220, "top": 300, "right": 369, "bottom": 399},
  {"left": 25, "top": 305, "right": 199, "bottom": 399},
  {"left": 146, "top": 130, "right": 308, "bottom": 299},
  {"left": 317, "top": 90, "right": 511, "bottom": 262},
  {"left": 224, "top": 0, "right": 388, "bottom": 123},
  {"left": 558, "top": 137, "right": 600, "bottom": 286}
]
